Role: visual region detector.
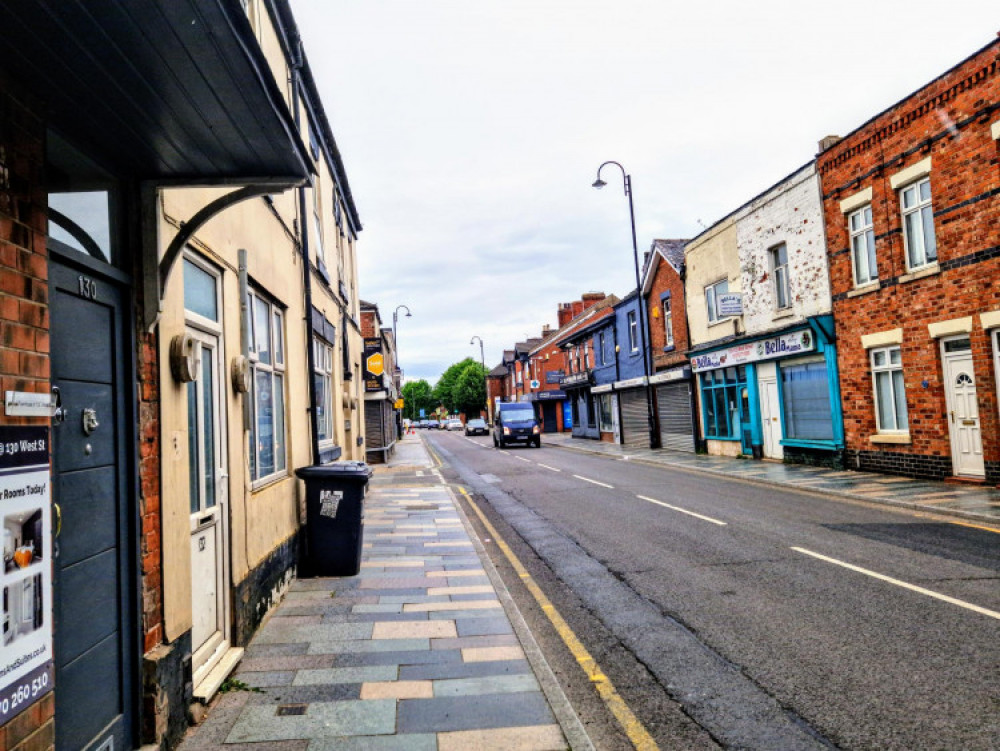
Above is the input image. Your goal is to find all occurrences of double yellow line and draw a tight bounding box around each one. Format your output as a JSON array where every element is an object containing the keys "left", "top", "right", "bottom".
[{"left": 457, "top": 485, "right": 658, "bottom": 750}]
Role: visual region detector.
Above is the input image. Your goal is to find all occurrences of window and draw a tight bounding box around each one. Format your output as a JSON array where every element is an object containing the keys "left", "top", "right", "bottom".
[
  {"left": 871, "top": 345, "right": 908, "bottom": 432},
  {"left": 598, "top": 394, "right": 614, "bottom": 432},
  {"left": 700, "top": 366, "right": 745, "bottom": 439},
  {"left": 312, "top": 185, "right": 326, "bottom": 270},
  {"left": 780, "top": 361, "right": 834, "bottom": 441},
  {"left": 770, "top": 244, "right": 790, "bottom": 309},
  {"left": 313, "top": 338, "right": 334, "bottom": 445},
  {"left": 598, "top": 332, "right": 606, "bottom": 365},
  {"left": 662, "top": 297, "right": 674, "bottom": 348},
  {"left": 848, "top": 205, "right": 877, "bottom": 286},
  {"left": 706, "top": 279, "right": 729, "bottom": 323},
  {"left": 583, "top": 343, "right": 591, "bottom": 369},
  {"left": 900, "top": 177, "right": 937, "bottom": 270},
  {"left": 627, "top": 312, "right": 638, "bottom": 352},
  {"left": 248, "top": 289, "right": 287, "bottom": 482}
]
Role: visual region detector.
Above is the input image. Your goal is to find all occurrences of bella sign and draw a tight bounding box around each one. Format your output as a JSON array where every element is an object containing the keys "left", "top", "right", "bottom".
[{"left": 691, "top": 330, "right": 814, "bottom": 372}]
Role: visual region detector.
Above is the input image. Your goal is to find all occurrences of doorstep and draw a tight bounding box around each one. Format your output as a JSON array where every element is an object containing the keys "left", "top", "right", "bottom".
[{"left": 193, "top": 646, "right": 245, "bottom": 703}]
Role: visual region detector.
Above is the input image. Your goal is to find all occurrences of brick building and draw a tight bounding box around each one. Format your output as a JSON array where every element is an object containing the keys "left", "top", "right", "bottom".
[
  {"left": 641, "top": 239, "right": 696, "bottom": 451},
  {"left": 817, "top": 39, "right": 1000, "bottom": 483},
  {"left": 360, "top": 301, "right": 400, "bottom": 463}
]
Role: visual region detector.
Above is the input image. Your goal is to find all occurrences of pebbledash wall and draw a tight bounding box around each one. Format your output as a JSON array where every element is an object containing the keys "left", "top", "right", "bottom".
[
  {"left": 817, "top": 39, "right": 1000, "bottom": 484},
  {"left": 0, "top": 66, "right": 56, "bottom": 751}
]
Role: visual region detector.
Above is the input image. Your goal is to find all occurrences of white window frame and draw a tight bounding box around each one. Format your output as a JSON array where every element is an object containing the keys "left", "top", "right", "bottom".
[
  {"left": 313, "top": 337, "right": 334, "bottom": 447},
  {"left": 312, "top": 184, "right": 326, "bottom": 269},
  {"left": 770, "top": 244, "right": 790, "bottom": 310},
  {"left": 900, "top": 177, "right": 937, "bottom": 271},
  {"left": 870, "top": 345, "right": 908, "bottom": 433},
  {"left": 662, "top": 297, "right": 674, "bottom": 348},
  {"left": 627, "top": 311, "right": 638, "bottom": 352},
  {"left": 848, "top": 204, "right": 878, "bottom": 287},
  {"left": 248, "top": 288, "right": 287, "bottom": 485},
  {"left": 598, "top": 332, "right": 605, "bottom": 365},
  {"left": 706, "top": 279, "right": 729, "bottom": 323}
]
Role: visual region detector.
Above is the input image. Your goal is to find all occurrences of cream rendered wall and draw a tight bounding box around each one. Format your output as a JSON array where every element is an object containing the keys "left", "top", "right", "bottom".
[
  {"left": 158, "top": 186, "right": 307, "bottom": 639},
  {"left": 684, "top": 218, "right": 741, "bottom": 349},
  {"left": 733, "top": 165, "right": 830, "bottom": 335}
]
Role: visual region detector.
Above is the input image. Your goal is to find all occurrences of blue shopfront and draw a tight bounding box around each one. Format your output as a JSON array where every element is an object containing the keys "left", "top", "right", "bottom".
[{"left": 690, "top": 316, "right": 844, "bottom": 465}]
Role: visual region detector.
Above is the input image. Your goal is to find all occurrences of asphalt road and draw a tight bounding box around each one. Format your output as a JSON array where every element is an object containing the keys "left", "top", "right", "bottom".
[{"left": 424, "top": 429, "right": 1000, "bottom": 751}]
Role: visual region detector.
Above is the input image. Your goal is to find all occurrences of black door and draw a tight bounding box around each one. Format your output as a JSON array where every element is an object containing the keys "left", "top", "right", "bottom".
[
  {"left": 541, "top": 401, "right": 558, "bottom": 433},
  {"left": 50, "top": 252, "right": 136, "bottom": 751}
]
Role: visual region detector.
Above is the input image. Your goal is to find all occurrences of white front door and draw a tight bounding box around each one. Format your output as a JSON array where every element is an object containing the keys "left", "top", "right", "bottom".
[
  {"left": 942, "top": 338, "right": 984, "bottom": 478},
  {"left": 760, "top": 376, "right": 783, "bottom": 460},
  {"left": 187, "top": 330, "right": 230, "bottom": 679}
]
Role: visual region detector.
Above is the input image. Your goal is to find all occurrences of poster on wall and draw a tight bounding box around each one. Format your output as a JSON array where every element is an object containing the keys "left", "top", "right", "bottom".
[
  {"left": 363, "top": 337, "right": 384, "bottom": 392},
  {"left": 0, "top": 426, "right": 53, "bottom": 724}
]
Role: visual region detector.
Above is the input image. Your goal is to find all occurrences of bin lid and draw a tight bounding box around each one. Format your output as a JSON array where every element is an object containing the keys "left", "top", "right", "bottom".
[{"left": 295, "top": 461, "right": 373, "bottom": 480}]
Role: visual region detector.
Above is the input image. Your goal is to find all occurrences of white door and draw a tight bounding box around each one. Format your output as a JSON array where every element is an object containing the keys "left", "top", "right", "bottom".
[
  {"left": 187, "top": 331, "right": 230, "bottom": 679},
  {"left": 942, "top": 338, "right": 984, "bottom": 478},
  {"left": 760, "top": 378, "right": 784, "bottom": 460}
]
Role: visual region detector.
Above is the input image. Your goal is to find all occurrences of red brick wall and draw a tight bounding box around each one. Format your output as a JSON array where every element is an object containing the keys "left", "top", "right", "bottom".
[
  {"left": 0, "top": 65, "right": 55, "bottom": 751},
  {"left": 817, "top": 40, "right": 1000, "bottom": 481},
  {"left": 360, "top": 309, "right": 377, "bottom": 338},
  {"left": 645, "top": 256, "right": 689, "bottom": 373},
  {"left": 138, "top": 331, "right": 163, "bottom": 653}
]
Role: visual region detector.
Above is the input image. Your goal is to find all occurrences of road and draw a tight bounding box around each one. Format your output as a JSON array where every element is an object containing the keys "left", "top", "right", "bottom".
[{"left": 423, "top": 429, "right": 1000, "bottom": 751}]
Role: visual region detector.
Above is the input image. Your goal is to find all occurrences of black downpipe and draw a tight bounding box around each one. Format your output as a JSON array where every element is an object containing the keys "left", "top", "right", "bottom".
[{"left": 291, "top": 37, "right": 321, "bottom": 466}]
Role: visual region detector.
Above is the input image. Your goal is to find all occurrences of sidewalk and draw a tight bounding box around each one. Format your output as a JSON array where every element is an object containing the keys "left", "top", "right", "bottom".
[
  {"left": 542, "top": 431, "right": 1000, "bottom": 524},
  {"left": 178, "top": 433, "right": 584, "bottom": 751}
]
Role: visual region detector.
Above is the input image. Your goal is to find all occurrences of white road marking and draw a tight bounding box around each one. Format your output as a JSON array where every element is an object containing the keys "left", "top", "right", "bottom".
[
  {"left": 636, "top": 495, "right": 727, "bottom": 526},
  {"left": 537, "top": 463, "right": 562, "bottom": 472},
  {"left": 574, "top": 475, "right": 613, "bottom": 489},
  {"left": 514, "top": 455, "right": 533, "bottom": 463},
  {"left": 791, "top": 547, "right": 1000, "bottom": 621}
]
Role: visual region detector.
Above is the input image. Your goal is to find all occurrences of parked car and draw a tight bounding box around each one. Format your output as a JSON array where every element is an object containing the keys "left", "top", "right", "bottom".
[
  {"left": 465, "top": 418, "right": 488, "bottom": 436},
  {"left": 493, "top": 402, "right": 540, "bottom": 448},
  {"left": 445, "top": 419, "right": 463, "bottom": 431},
  {"left": 418, "top": 419, "right": 430, "bottom": 429}
]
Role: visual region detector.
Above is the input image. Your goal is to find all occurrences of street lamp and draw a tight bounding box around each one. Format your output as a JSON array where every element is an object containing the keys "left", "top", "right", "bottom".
[
  {"left": 392, "top": 305, "right": 411, "bottom": 427},
  {"left": 470, "top": 335, "right": 491, "bottom": 425},
  {"left": 592, "top": 160, "right": 658, "bottom": 449}
]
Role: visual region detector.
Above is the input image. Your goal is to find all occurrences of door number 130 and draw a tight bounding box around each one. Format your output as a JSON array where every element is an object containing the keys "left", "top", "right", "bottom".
[{"left": 78, "top": 275, "right": 98, "bottom": 300}]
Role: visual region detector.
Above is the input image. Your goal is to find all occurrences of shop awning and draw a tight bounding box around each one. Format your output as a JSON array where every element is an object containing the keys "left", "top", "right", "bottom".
[{"left": 1, "top": 0, "right": 310, "bottom": 185}]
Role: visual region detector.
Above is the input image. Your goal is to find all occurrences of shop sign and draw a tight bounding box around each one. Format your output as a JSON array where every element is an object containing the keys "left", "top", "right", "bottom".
[
  {"left": 535, "top": 390, "right": 566, "bottom": 401},
  {"left": 690, "top": 329, "right": 814, "bottom": 372},
  {"left": 0, "top": 426, "right": 53, "bottom": 724},
  {"left": 545, "top": 370, "right": 564, "bottom": 384},
  {"left": 363, "top": 337, "right": 384, "bottom": 392},
  {"left": 4, "top": 392, "right": 56, "bottom": 418},
  {"left": 717, "top": 293, "right": 743, "bottom": 317}
]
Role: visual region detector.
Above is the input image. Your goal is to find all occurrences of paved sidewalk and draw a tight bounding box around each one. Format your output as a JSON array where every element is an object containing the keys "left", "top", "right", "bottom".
[
  {"left": 543, "top": 432, "right": 1000, "bottom": 524},
  {"left": 178, "top": 433, "right": 580, "bottom": 750}
]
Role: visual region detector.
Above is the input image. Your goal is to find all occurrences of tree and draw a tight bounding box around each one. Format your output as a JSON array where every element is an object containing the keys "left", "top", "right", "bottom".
[
  {"left": 453, "top": 363, "right": 487, "bottom": 417},
  {"left": 401, "top": 379, "right": 434, "bottom": 421},
  {"left": 434, "top": 358, "right": 487, "bottom": 416}
]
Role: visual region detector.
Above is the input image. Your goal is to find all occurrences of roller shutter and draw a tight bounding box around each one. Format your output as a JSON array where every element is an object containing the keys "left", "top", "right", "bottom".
[
  {"left": 620, "top": 389, "right": 651, "bottom": 449},
  {"left": 657, "top": 381, "right": 695, "bottom": 452}
]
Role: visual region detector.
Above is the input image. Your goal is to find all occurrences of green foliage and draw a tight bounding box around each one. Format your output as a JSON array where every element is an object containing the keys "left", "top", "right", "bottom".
[
  {"left": 219, "top": 677, "right": 263, "bottom": 694},
  {"left": 435, "top": 358, "right": 487, "bottom": 416},
  {"left": 401, "top": 379, "right": 435, "bottom": 420}
]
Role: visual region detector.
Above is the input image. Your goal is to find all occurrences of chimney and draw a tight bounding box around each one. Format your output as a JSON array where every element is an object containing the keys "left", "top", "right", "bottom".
[
  {"left": 557, "top": 303, "right": 574, "bottom": 327},
  {"left": 541, "top": 324, "right": 552, "bottom": 337},
  {"left": 818, "top": 134, "right": 842, "bottom": 152},
  {"left": 581, "top": 292, "right": 605, "bottom": 310}
]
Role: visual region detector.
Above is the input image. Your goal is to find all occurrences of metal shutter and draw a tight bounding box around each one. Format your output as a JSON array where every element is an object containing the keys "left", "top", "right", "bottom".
[
  {"left": 657, "top": 381, "right": 695, "bottom": 452},
  {"left": 365, "top": 402, "right": 384, "bottom": 449},
  {"left": 619, "top": 389, "right": 651, "bottom": 449}
]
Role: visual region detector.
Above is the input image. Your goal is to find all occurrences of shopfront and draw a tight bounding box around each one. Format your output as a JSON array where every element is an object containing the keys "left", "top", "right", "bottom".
[
  {"left": 651, "top": 366, "right": 695, "bottom": 452},
  {"left": 691, "top": 317, "right": 844, "bottom": 464}
]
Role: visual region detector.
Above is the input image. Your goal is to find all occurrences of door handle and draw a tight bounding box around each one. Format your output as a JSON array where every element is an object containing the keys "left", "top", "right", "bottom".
[
  {"left": 949, "top": 410, "right": 955, "bottom": 423},
  {"left": 53, "top": 503, "right": 62, "bottom": 538},
  {"left": 51, "top": 386, "right": 66, "bottom": 425}
]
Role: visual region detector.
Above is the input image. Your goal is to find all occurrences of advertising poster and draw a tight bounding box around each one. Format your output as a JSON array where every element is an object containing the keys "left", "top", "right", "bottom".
[
  {"left": 363, "top": 337, "right": 384, "bottom": 392},
  {"left": 0, "top": 426, "right": 53, "bottom": 724}
]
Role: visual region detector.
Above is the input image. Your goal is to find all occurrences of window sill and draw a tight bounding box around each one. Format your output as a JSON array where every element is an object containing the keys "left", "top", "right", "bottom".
[
  {"left": 252, "top": 471, "right": 291, "bottom": 493},
  {"left": 869, "top": 433, "right": 911, "bottom": 445},
  {"left": 772, "top": 308, "right": 795, "bottom": 320},
  {"left": 780, "top": 438, "right": 842, "bottom": 450},
  {"left": 662, "top": 345, "right": 676, "bottom": 353},
  {"left": 704, "top": 436, "right": 740, "bottom": 442},
  {"left": 847, "top": 281, "right": 880, "bottom": 298},
  {"left": 707, "top": 317, "right": 737, "bottom": 329},
  {"left": 898, "top": 263, "right": 939, "bottom": 284}
]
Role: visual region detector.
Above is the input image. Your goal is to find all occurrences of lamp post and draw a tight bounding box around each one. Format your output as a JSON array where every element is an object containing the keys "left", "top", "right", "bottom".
[
  {"left": 592, "top": 160, "right": 658, "bottom": 449},
  {"left": 392, "top": 305, "right": 411, "bottom": 427},
  {"left": 470, "top": 335, "right": 491, "bottom": 425}
]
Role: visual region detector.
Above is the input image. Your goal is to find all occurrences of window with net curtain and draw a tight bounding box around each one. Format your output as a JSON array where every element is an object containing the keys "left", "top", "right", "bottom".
[{"left": 780, "top": 360, "right": 834, "bottom": 440}]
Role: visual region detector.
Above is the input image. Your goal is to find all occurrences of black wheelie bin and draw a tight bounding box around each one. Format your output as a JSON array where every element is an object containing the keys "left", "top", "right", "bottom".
[{"left": 295, "top": 461, "right": 373, "bottom": 576}]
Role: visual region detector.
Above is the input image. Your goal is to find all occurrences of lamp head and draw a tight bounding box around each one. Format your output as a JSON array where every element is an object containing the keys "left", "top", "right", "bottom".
[{"left": 592, "top": 178, "right": 607, "bottom": 189}]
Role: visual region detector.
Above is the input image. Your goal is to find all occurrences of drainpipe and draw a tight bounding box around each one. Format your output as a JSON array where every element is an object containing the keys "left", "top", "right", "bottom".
[{"left": 290, "top": 36, "right": 321, "bottom": 466}]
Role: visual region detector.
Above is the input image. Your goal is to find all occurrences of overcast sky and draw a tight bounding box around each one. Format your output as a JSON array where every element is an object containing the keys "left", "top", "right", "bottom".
[{"left": 291, "top": 0, "right": 997, "bottom": 384}]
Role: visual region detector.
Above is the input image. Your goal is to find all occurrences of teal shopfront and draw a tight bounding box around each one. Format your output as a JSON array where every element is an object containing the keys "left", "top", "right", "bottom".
[{"left": 690, "top": 316, "right": 845, "bottom": 465}]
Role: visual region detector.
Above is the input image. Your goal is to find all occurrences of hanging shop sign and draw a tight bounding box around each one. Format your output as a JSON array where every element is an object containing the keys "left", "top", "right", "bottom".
[
  {"left": 363, "top": 338, "right": 384, "bottom": 392},
  {"left": 0, "top": 426, "right": 53, "bottom": 724},
  {"left": 690, "top": 329, "right": 814, "bottom": 372},
  {"left": 717, "top": 293, "right": 743, "bottom": 317}
]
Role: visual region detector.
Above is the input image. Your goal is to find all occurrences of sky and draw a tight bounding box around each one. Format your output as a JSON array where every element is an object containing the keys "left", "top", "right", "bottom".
[{"left": 290, "top": 0, "right": 998, "bottom": 384}]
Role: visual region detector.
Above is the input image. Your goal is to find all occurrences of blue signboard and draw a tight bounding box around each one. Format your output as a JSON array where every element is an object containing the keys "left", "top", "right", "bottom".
[
  {"left": 419, "top": 408, "right": 425, "bottom": 417},
  {"left": 562, "top": 400, "right": 572, "bottom": 429}
]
